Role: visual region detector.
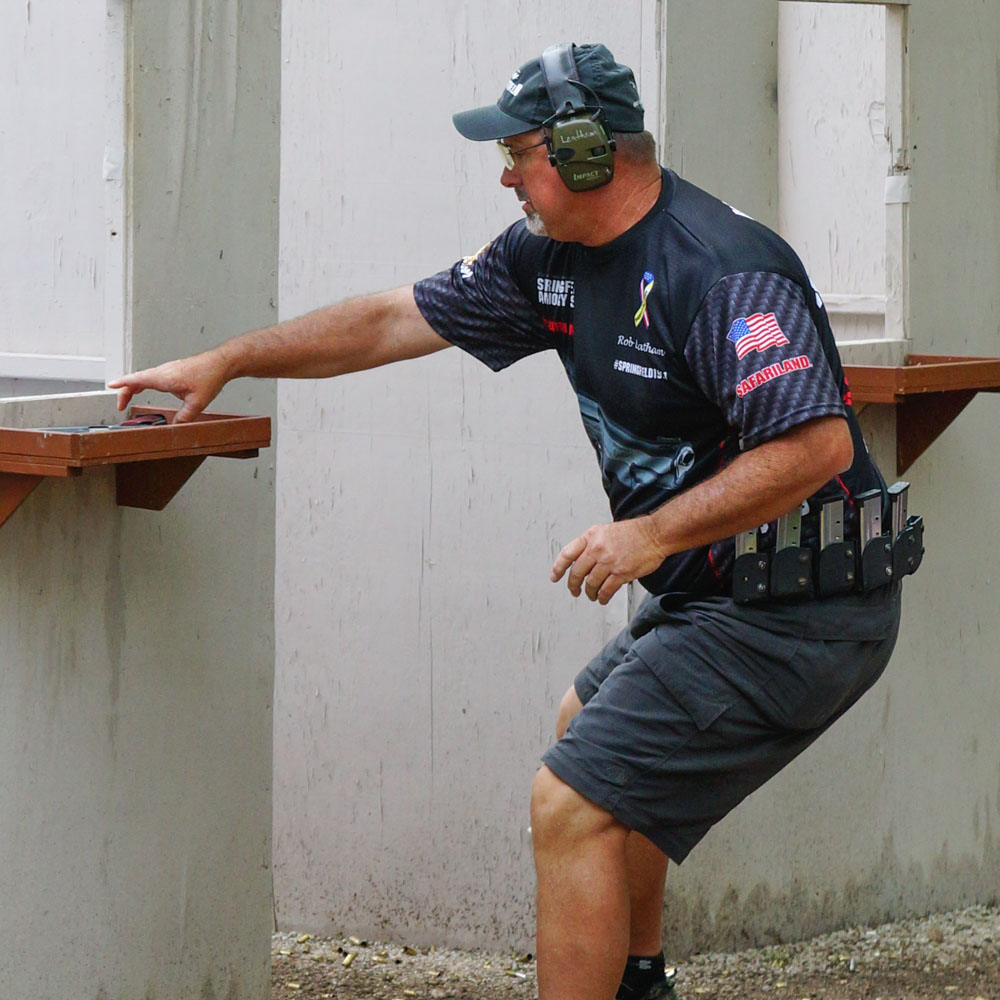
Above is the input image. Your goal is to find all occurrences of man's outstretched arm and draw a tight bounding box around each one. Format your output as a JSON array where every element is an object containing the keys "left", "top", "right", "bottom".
[{"left": 108, "top": 285, "right": 450, "bottom": 422}]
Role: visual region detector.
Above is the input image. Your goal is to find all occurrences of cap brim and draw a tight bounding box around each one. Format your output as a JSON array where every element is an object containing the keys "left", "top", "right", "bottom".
[{"left": 452, "top": 104, "right": 539, "bottom": 141}]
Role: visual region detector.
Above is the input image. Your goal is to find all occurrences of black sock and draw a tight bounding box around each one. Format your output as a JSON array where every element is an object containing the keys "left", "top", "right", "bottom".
[{"left": 616, "top": 952, "right": 667, "bottom": 999}]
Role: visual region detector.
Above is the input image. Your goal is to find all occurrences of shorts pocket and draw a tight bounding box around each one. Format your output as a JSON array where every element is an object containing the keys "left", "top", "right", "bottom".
[
  {"left": 757, "top": 629, "right": 896, "bottom": 732},
  {"left": 633, "top": 636, "right": 730, "bottom": 731}
]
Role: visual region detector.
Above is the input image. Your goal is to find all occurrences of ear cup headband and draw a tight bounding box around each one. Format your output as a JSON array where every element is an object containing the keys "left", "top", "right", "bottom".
[{"left": 539, "top": 43, "right": 616, "bottom": 192}]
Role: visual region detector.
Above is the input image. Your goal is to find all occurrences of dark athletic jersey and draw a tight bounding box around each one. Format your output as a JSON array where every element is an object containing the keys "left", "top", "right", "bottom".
[{"left": 414, "top": 168, "right": 885, "bottom": 596}]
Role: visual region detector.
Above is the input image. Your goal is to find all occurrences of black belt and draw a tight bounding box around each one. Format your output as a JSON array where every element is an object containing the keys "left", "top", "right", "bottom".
[{"left": 733, "top": 481, "right": 924, "bottom": 604}]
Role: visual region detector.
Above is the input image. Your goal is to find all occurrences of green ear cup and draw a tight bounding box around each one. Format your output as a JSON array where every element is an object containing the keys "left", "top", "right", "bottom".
[{"left": 540, "top": 43, "right": 616, "bottom": 192}]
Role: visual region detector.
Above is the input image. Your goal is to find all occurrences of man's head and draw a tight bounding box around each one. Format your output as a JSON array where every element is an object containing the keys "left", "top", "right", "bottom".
[
  {"left": 453, "top": 43, "right": 645, "bottom": 147},
  {"left": 454, "top": 43, "right": 657, "bottom": 243}
]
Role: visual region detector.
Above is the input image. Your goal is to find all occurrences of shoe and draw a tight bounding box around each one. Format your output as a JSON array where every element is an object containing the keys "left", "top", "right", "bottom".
[{"left": 617, "top": 974, "right": 677, "bottom": 1000}]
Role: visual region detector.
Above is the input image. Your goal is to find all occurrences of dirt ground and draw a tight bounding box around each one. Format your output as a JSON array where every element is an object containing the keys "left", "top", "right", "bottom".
[{"left": 271, "top": 902, "right": 1000, "bottom": 1000}]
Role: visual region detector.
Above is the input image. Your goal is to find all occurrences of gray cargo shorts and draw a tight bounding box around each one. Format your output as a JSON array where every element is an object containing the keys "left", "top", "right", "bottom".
[{"left": 541, "top": 586, "right": 901, "bottom": 863}]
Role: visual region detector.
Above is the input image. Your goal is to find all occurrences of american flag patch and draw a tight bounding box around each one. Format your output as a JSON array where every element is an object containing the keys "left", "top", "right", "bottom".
[{"left": 726, "top": 313, "right": 789, "bottom": 359}]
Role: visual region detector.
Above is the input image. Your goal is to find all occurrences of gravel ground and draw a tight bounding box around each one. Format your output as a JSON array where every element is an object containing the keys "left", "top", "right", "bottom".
[{"left": 271, "top": 902, "right": 1000, "bottom": 999}]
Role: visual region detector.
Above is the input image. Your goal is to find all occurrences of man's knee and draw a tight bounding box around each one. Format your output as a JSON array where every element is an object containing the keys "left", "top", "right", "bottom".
[
  {"left": 554, "top": 684, "right": 584, "bottom": 740},
  {"left": 530, "top": 765, "right": 622, "bottom": 850}
]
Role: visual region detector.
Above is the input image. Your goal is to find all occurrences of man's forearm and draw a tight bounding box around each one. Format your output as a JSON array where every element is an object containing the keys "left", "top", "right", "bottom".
[
  {"left": 551, "top": 415, "right": 854, "bottom": 603},
  {"left": 215, "top": 285, "right": 447, "bottom": 381},
  {"left": 643, "top": 415, "right": 853, "bottom": 561},
  {"left": 110, "top": 284, "right": 450, "bottom": 420}
]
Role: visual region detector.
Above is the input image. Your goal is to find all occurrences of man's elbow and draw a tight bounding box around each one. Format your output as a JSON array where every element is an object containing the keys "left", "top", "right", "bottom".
[{"left": 823, "top": 416, "right": 854, "bottom": 478}]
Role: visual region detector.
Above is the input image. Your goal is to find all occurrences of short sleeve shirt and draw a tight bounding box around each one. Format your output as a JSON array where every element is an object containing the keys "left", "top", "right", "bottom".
[{"left": 414, "top": 169, "right": 883, "bottom": 596}]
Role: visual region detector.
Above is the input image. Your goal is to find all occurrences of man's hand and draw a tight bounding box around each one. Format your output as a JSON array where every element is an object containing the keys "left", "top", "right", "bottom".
[
  {"left": 551, "top": 517, "right": 667, "bottom": 605},
  {"left": 108, "top": 350, "right": 229, "bottom": 424}
]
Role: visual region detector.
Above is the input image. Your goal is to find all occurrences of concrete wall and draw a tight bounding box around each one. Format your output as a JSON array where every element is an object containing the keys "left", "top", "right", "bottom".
[
  {"left": 0, "top": 2, "right": 280, "bottom": 997},
  {"left": 273, "top": 0, "right": 660, "bottom": 948},
  {"left": 778, "top": 2, "right": 889, "bottom": 344},
  {"left": 662, "top": 0, "right": 1000, "bottom": 955},
  {"left": 660, "top": 0, "right": 779, "bottom": 227},
  {"left": 0, "top": 3, "right": 107, "bottom": 361},
  {"left": 272, "top": 0, "right": 1000, "bottom": 956}
]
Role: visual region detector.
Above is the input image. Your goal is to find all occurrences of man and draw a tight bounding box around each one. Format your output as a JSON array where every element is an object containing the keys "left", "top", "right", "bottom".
[{"left": 111, "top": 44, "right": 903, "bottom": 1000}]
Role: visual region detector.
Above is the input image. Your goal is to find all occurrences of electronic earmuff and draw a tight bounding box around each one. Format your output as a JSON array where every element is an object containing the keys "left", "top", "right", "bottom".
[{"left": 539, "top": 43, "right": 616, "bottom": 192}]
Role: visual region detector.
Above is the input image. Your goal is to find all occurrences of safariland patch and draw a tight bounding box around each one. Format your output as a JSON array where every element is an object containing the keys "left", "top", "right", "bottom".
[{"left": 736, "top": 355, "right": 812, "bottom": 398}]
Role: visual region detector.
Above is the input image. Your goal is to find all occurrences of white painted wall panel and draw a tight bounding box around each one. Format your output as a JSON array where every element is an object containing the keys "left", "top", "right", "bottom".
[
  {"left": 661, "top": 0, "right": 779, "bottom": 227},
  {"left": 274, "top": 0, "right": 1000, "bottom": 957},
  {"left": 0, "top": 2, "right": 108, "bottom": 361},
  {"left": 0, "top": 3, "right": 280, "bottom": 996},
  {"left": 275, "top": 0, "right": 656, "bottom": 948},
  {"left": 778, "top": 2, "right": 888, "bottom": 341},
  {"left": 661, "top": 0, "right": 1000, "bottom": 956},
  {"left": 908, "top": 2, "right": 1000, "bottom": 355}
]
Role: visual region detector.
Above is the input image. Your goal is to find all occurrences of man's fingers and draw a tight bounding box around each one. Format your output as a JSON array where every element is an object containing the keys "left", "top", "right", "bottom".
[
  {"left": 552, "top": 528, "right": 617, "bottom": 598},
  {"left": 582, "top": 562, "right": 611, "bottom": 601},
  {"left": 108, "top": 374, "right": 141, "bottom": 411},
  {"left": 551, "top": 534, "right": 588, "bottom": 582},
  {"left": 172, "top": 396, "right": 207, "bottom": 424},
  {"left": 113, "top": 385, "right": 135, "bottom": 412},
  {"left": 597, "top": 574, "right": 626, "bottom": 605},
  {"left": 108, "top": 372, "right": 158, "bottom": 411},
  {"left": 566, "top": 550, "right": 599, "bottom": 596}
]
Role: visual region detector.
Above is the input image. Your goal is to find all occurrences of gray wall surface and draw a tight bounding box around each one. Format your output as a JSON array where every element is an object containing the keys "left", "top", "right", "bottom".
[
  {"left": 272, "top": 0, "right": 1000, "bottom": 956},
  {"left": 273, "top": 0, "right": 660, "bottom": 948},
  {"left": 0, "top": 2, "right": 280, "bottom": 997}
]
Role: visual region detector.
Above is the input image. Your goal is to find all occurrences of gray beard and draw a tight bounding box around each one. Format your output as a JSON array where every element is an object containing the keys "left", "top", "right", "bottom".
[{"left": 524, "top": 210, "right": 549, "bottom": 237}]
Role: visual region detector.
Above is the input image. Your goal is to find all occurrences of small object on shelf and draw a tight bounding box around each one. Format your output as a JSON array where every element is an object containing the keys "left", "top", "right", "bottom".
[{"left": 34, "top": 412, "right": 169, "bottom": 433}]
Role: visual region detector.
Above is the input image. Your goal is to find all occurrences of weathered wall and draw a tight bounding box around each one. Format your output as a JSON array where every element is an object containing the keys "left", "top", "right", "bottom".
[
  {"left": 0, "top": 3, "right": 106, "bottom": 360},
  {"left": 272, "top": 0, "right": 1000, "bottom": 958},
  {"left": 660, "top": 0, "right": 779, "bottom": 227},
  {"left": 0, "top": 2, "right": 280, "bottom": 997},
  {"left": 661, "top": 0, "right": 1000, "bottom": 956},
  {"left": 778, "top": 2, "right": 889, "bottom": 343},
  {"left": 273, "top": 0, "right": 660, "bottom": 948}
]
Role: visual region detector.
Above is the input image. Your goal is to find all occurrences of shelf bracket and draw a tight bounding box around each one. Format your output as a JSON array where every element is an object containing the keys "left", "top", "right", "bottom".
[
  {"left": 894, "top": 389, "right": 978, "bottom": 475},
  {"left": 845, "top": 355, "right": 1000, "bottom": 475},
  {"left": 116, "top": 455, "right": 208, "bottom": 510},
  {"left": 0, "top": 473, "right": 43, "bottom": 527}
]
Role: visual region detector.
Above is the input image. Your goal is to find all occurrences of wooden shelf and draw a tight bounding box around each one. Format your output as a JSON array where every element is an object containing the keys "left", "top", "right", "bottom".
[
  {"left": 844, "top": 354, "right": 1000, "bottom": 474},
  {"left": 0, "top": 406, "right": 270, "bottom": 528}
]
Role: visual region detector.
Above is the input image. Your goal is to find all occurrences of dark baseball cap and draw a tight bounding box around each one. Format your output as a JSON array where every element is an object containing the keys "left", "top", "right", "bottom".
[{"left": 453, "top": 43, "right": 645, "bottom": 141}]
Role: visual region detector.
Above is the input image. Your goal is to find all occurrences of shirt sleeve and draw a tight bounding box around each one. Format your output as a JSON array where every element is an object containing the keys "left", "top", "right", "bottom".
[
  {"left": 682, "top": 271, "right": 847, "bottom": 450},
  {"left": 412, "top": 223, "right": 556, "bottom": 372}
]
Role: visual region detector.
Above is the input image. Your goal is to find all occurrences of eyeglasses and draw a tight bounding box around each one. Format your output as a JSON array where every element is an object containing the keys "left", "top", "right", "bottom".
[{"left": 496, "top": 137, "right": 549, "bottom": 170}]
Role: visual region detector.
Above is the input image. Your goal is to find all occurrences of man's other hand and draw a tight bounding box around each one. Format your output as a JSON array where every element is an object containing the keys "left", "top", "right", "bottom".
[
  {"left": 551, "top": 518, "right": 666, "bottom": 605},
  {"left": 108, "top": 352, "right": 228, "bottom": 424}
]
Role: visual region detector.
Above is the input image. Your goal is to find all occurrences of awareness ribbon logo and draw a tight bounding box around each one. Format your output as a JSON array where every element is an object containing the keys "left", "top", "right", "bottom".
[{"left": 634, "top": 270, "right": 655, "bottom": 328}]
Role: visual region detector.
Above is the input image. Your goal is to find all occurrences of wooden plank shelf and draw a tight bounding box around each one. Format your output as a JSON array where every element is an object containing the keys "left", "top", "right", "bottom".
[
  {"left": 844, "top": 354, "right": 1000, "bottom": 474},
  {"left": 0, "top": 406, "right": 270, "bottom": 528}
]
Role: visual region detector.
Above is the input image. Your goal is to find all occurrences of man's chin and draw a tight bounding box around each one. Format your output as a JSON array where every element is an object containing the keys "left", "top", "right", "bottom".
[{"left": 524, "top": 210, "right": 549, "bottom": 237}]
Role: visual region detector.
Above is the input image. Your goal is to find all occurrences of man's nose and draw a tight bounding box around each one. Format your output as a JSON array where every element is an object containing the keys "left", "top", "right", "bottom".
[{"left": 500, "top": 165, "right": 520, "bottom": 188}]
